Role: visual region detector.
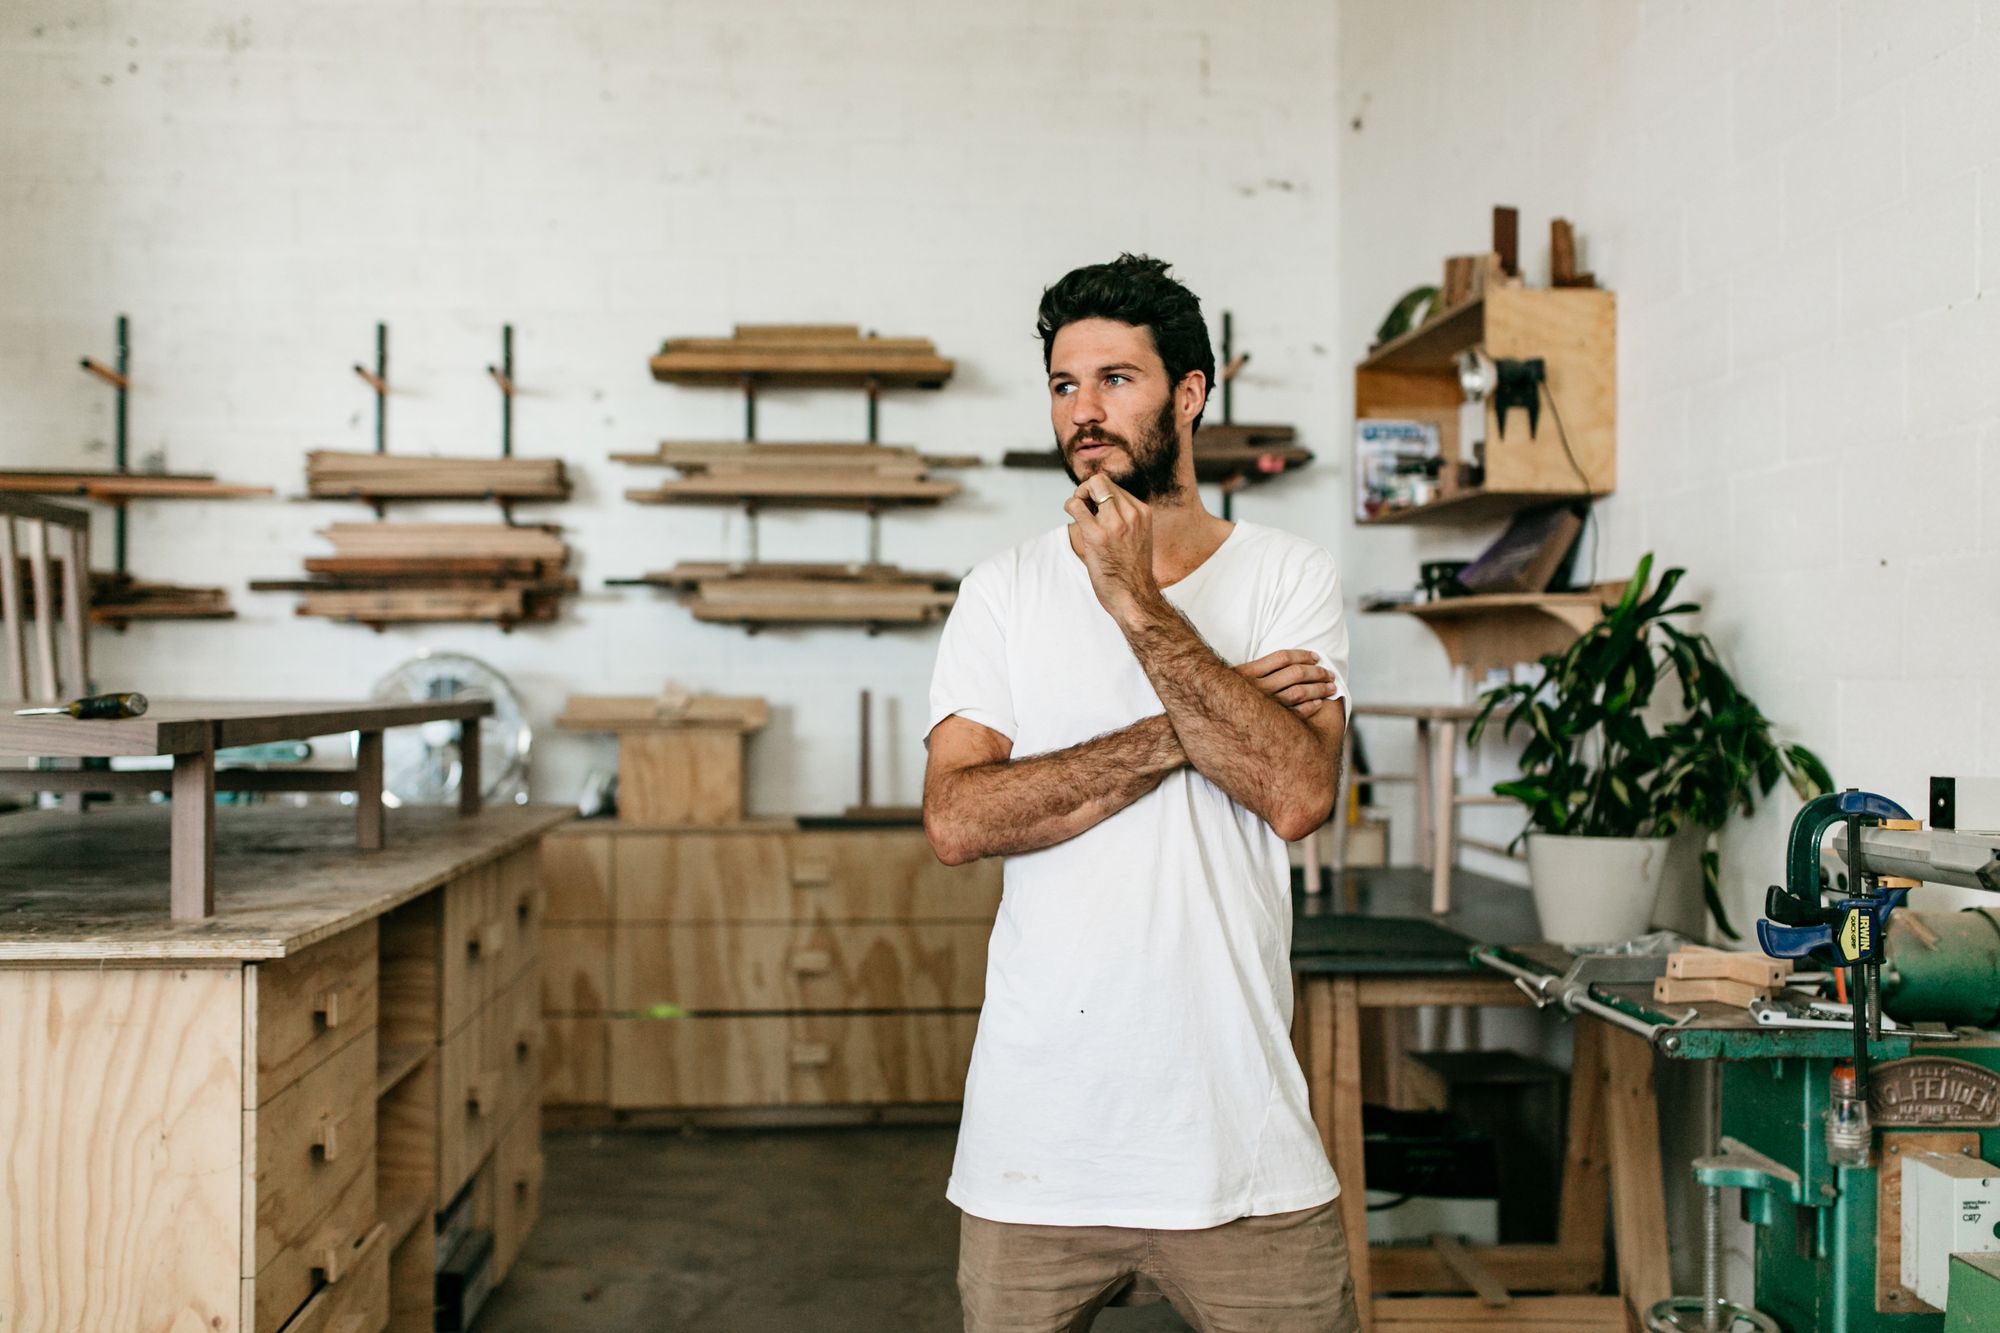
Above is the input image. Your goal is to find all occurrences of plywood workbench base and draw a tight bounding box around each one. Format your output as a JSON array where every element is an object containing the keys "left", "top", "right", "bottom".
[{"left": 1294, "top": 970, "right": 1668, "bottom": 1331}]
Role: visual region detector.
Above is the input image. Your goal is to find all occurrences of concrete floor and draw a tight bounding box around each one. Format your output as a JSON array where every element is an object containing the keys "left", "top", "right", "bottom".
[{"left": 480, "top": 1126, "right": 1192, "bottom": 1333}]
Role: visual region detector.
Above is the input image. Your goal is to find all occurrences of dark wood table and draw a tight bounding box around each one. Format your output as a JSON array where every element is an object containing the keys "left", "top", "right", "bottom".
[
  {"left": 1290, "top": 867, "right": 1668, "bottom": 1331},
  {"left": 0, "top": 699, "right": 493, "bottom": 920}
]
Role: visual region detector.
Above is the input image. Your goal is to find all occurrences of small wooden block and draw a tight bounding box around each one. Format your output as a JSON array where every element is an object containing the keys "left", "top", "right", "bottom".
[
  {"left": 1652, "top": 975, "right": 1769, "bottom": 1008},
  {"left": 1665, "top": 947, "right": 1791, "bottom": 988}
]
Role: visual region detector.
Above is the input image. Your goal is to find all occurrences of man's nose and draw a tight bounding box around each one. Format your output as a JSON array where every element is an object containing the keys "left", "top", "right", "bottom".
[{"left": 1068, "top": 386, "right": 1104, "bottom": 426}]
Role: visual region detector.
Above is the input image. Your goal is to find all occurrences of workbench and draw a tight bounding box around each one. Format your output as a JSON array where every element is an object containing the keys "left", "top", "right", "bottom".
[
  {"left": 0, "top": 801, "right": 570, "bottom": 1333},
  {"left": 0, "top": 698, "right": 494, "bottom": 919},
  {"left": 1291, "top": 867, "right": 1670, "bottom": 1332}
]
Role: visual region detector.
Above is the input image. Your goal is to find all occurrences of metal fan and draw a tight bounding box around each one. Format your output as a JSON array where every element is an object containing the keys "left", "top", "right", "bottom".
[{"left": 366, "top": 652, "right": 531, "bottom": 806}]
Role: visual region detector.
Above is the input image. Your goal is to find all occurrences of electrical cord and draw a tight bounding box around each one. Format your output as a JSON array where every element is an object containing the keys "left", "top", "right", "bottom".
[{"left": 1540, "top": 378, "right": 1598, "bottom": 588}]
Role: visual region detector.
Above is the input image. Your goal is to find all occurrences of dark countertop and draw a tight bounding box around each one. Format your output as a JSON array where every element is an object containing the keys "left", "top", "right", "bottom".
[{"left": 1291, "top": 865, "right": 1542, "bottom": 975}]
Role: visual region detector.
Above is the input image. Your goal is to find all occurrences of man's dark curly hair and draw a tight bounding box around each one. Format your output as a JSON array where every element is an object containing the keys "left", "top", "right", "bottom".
[{"left": 1037, "top": 254, "right": 1216, "bottom": 431}]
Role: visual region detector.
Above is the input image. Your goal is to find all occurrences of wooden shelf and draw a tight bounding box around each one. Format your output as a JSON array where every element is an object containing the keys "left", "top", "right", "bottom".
[
  {"left": 376, "top": 1042, "right": 432, "bottom": 1098},
  {"left": 1366, "top": 589, "right": 1617, "bottom": 675},
  {"left": 0, "top": 470, "right": 271, "bottom": 503},
  {"left": 1359, "top": 298, "right": 1488, "bottom": 374},
  {"left": 1358, "top": 488, "right": 1603, "bottom": 527},
  {"left": 1354, "top": 286, "right": 1616, "bottom": 526},
  {"left": 625, "top": 476, "right": 960, "bottom": 507}
]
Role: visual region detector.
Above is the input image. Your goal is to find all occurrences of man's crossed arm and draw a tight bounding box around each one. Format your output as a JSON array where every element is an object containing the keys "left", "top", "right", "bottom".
[{"left": 923, "top": 649, "right": 1340, "bottom": 866}]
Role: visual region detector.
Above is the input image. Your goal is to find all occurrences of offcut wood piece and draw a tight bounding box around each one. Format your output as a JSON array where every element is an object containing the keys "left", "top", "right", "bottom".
[
  {"left": 1551, "top": 218, "right": 1596, "bottom": 288},
  {"left": 560, "top": 686, "right": 767, "bottom": 826},
  {"left": 615, "top": 441, "right": 982, "bottom": 472},
  {"left": 306, "top": 450, "right": 570, "bottom": 503},
  {"left": 1650, "top": 975, "right": 1771, "bottom": 1008},
  {"left": 1664, "top": 946, "right": 1793, "bottom": 989},
  {"left": 626, "top": 472, "right": 960, "bottom": 506},
  {"left": 649, "top": 324, "right": 955, "bottom": 388}
]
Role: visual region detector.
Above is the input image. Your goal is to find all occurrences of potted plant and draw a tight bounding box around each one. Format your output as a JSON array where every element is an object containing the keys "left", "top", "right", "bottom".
[{"left": 1470, "top": 554, "right": 1833, "bottom": 946}]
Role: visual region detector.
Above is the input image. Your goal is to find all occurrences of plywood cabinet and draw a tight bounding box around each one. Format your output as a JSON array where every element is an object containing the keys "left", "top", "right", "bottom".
[
  {"left": 0, "top": 804, "right": 568, "bottom": 1333},
  {"left": 543, "top": 823, "right": 1001, "bottom": 1113}
]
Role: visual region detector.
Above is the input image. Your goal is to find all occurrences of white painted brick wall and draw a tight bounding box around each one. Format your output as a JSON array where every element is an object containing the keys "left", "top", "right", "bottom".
[
  {"left": 0, "top": 0, "right": 1344, "bottom": 811},
  {"left": 1340, "top": 0, "right": 1999, "bottom": 913}
]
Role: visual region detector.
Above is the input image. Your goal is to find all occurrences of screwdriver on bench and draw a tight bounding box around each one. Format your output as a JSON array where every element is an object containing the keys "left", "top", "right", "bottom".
[{"left": 14, "top": 691, "right": 149, "bottom": 720}]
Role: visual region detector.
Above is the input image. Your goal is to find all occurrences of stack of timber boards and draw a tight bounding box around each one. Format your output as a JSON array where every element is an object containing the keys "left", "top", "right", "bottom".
[
  {"left": 307, "top": 451, "right": 570, "bottom": 503},
  {"left": 1003, "top": 423, "right": 1312, "bottom": 485},
  {"left": 91, "top": 571, "right": 233, "bottom": 625},
  {"left": 0, "top": 467, "right": 272, "bottom": 501},
  {"left": 649, "top": 324, "right": 955, "bottom": 388},
  {"left": 620, "top": 442, "right": 964, "bottom": 508},
  {"left": 625, "top": 561, "right": 959, "bottom": 629},
  {"left": 254, "top": 524, "right": 575, "bottom": 629}
]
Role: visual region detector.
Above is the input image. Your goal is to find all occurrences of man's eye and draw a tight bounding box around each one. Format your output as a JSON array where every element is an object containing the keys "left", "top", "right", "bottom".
[
  {"left": 1105, "top": 375, "right": 1127, "bottom": 387},
  {"left": 1053, "top": 383, "right": 1074, "bottom": 395}
]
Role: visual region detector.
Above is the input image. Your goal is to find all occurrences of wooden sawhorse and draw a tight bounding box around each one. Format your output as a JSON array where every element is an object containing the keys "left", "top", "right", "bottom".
[{"left": 1294, "top": 969, "right": 1670, "bottom": 1331}]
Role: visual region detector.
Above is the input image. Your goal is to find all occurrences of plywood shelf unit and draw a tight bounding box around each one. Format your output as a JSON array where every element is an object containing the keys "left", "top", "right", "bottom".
[
  {"left": 306, "top": 450, "right": 571, "bottom": 508},
  {"left": 1365, "top": 587, "right": 1621, "bottom": 676},
  {"left": 1355, "top": 286, "right": 1616, "bottom": 526},
  {"left": 253, "top": 523, "right": 577, "bottom": 631}
]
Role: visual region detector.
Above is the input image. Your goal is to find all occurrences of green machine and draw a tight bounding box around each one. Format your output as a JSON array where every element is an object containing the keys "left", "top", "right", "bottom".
[{"left": 1477, "top": 784, "right": 2000, "bottom": 1331}]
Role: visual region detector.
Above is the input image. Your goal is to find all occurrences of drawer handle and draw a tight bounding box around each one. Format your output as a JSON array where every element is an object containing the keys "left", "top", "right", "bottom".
[
  {"left": 469, "top": 921, "right": 506, "bottom": 960},
  {"left": 311, "top": 1112, "right": 344, "bottom": 1164},
  {"left": 466, "top": 1072, "right": 497, "bottom": 1117},
  {"left": 515, "top": 1028, "right": 540, "bottom": 1063},
  {"left": 790, "top": 1041, "right": 832, "bottom": 1069},
  {"left": 516, "top": 896, "right": 533, "bottom": 925},
  {"left": 313, "top": 1230, "right": 354, "bottom": 1285},
  {"left": 791, "top": 860, "right": 832, "bottom": 888},
  {"left": 312, "top": 984, "right": 349, "bottom": 1029},
  {"left": 789, "top": 950, "right": 833, "bottom": 976}
]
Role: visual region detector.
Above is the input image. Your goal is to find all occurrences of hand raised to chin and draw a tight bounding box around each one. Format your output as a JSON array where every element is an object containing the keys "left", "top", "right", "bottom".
[{"left": 1063, "top": 475, "right": 1162, "bottom": 625}]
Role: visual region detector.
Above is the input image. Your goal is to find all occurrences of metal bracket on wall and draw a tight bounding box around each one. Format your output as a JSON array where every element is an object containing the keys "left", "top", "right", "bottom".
[
  {"left": 77, "top": 314, "right": 130, "bottom": 574},
  {"left": 352, "top": 321, "right": 389, "bottom": 459},
  {"left": 486, "top": 323, "right": 516, "bottom": 460},
  {"left": 1217, "top": 309, "right": 1250, "bottom": 521}
]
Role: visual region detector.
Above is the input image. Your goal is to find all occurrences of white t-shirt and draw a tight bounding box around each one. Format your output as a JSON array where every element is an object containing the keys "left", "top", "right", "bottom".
[{"left": 927, "top": 519, "right": 1350, "bottom": 1229}]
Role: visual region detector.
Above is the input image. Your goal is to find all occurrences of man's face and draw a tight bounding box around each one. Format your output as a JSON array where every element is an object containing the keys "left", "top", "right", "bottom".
[{"left": 1048, "top": 317, "right": 1185, "bottom": 504}]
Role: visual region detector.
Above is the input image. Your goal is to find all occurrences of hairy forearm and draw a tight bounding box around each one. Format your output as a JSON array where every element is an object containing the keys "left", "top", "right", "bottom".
[
  {"left": 924, "top": 715, "right": 1183, "bottom": 864},
  {"left": 1118, "top": 595, "right": 1336, "bottom": 839}
]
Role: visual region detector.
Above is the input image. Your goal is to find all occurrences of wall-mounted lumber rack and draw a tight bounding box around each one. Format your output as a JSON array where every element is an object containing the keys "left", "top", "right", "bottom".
[
  {"left": 649, "top": 325, "right": 955, "bottom": 390},
  {"left": 609, "top": 561, "right": 959, "bottom": 634},
  {"left": 252, "top": 523, "right": 576, "bottom": 632}
]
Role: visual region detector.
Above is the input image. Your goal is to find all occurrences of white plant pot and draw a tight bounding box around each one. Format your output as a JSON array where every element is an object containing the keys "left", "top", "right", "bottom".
[{"left": 1525, "top": 833, "right": 1675, "bottom": 947}]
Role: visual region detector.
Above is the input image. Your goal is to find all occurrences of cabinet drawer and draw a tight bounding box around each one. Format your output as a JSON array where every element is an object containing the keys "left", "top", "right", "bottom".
[
  {"left": 272, "top": 1221, "right": 387, "bottom": 1333},
  {"left": 612, "top": 921, "right": 989, "bottom": 1011},
  {"left": 249, "top": 921, "right": 380, "bottom": 1107},
  {"left": 614, "top": 830, "right": 1003, "bottom": 923},
  {"left": 488, "top": 966, "right": 542, "bottom": 1128},
  {"left": 441, "top": 864, "right": 505, "bottom": 1038},
  {"left": 608, "top": 1011, "right": 979, "bottom": 1108},
  {"left": 252, "top": 1151, "right": 377, "bottom": 1333},
  {"left": 438, "top": 1007, "right": 502, "bottom": 1200},
  {"left": 491, "top": 1107, "right": 543, "bottom": 1283},
  {"left": 250, "top": 1029, "right": 378, "bottom": 1272}
]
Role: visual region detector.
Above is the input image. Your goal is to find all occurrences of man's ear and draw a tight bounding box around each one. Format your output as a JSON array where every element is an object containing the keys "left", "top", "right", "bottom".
[{"left": 1179, "top": 371, "right": 1209, "bottom": 424}]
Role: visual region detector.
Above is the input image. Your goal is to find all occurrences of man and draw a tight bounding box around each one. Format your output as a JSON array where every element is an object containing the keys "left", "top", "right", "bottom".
[{"left": 923, "top": 254, "right": 1359, "bottom": 1333}]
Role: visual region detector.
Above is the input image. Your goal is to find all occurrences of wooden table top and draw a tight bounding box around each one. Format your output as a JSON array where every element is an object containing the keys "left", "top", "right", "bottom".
[
  {"left": 0, "top": 802, "right": 571, "bottom": 962},
  {"left": 1291, "top": 866, "right": 1542, "bottom": 974},
  {"left": 0, "top": 697, "right": 495, "bottom": 757}
]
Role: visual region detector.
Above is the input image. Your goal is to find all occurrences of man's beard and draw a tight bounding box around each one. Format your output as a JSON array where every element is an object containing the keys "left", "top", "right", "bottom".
[{"left": 1058, "top": 396, "right": 1184, "bottom": 504}]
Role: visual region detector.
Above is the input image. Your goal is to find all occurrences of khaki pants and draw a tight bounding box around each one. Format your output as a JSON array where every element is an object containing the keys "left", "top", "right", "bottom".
[{"left": 958, "top": 1200, "right": 1361, "bottom": 1333}]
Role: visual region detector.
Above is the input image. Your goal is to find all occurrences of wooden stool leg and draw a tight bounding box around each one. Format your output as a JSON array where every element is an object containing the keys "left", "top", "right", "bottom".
[
  {"left": 170, "top": 750, "right": 215, "bottom": 920},
  {"left": 1556, "top": 1022, "right": 1611, "bottom": 1279},
  {"left": 356, "top": 730, "right": 384, "bottom": 850},
  {"left": 1330, "top": 717, "right": 1357, "bottom": 874},
  {"left": 1430, "top": 718, "right": 1459, "bottom": 913},
  {"left": 1302, "top": 826, "right": 1322, "bottom": 896},
  {"left": 1413, "top": 720, "right": 1433, "bottom": 872},
  {"left": 1603, "top": 1027, "right": 1671, "bottom": 1320},
  {"left": 1326, "top": 977, "right": 1372, "bottom": 1329}
]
